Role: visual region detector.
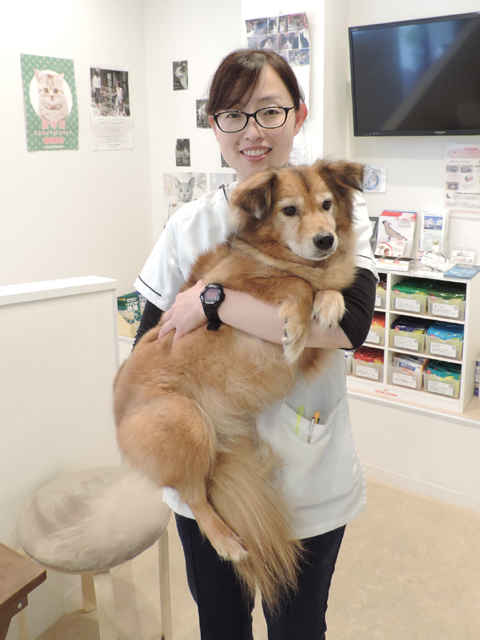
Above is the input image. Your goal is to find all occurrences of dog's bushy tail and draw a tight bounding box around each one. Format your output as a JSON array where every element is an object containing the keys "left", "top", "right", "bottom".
[{"left": 208, "top": 438, "right": 303, "bottom": 612}]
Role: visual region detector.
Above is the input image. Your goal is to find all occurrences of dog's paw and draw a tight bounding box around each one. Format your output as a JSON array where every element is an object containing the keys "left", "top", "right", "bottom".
[
  {"left": 280, "top": 302, "right": 308, "bottom": 363},
  {"left": 312, "top": 290, "right": 345, "bottom": 329}
]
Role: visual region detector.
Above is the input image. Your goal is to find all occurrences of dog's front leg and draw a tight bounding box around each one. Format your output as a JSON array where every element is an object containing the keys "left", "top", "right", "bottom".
[
  {"left": 278, "top": 294, "right": 313, "bottom": 364},
  {"left": 312, "top": 290, "right": 346, "bottom": 329}
]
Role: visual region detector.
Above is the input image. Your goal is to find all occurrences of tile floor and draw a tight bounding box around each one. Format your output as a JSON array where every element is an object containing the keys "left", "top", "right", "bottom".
[{"left": 36, "top": 480, "right": 480, "bottom": 640}]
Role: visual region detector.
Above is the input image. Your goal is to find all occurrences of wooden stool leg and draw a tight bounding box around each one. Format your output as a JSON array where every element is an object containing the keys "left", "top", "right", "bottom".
[
  {"left": 93, "top": 572, "right": 118, "bottom": 640},
  {"left": 17, "top": 608, "right": 29, "bottom": 640},
  {"left": 158, "top": 530, "right": 172, "bottom": 640},
  {"left": 81, "top": 574, "right": 97, "bottom": 612}
]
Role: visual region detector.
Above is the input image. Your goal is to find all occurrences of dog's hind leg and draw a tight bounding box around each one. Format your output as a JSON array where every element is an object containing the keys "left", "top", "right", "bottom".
[{"left": 115, "top": 393, "right": 247, "bottom": 562}]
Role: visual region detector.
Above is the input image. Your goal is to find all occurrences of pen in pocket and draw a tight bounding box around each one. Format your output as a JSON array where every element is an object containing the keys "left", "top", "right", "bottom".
[{"left": 307, "top": 411, "right": 321, "bottom": 443}]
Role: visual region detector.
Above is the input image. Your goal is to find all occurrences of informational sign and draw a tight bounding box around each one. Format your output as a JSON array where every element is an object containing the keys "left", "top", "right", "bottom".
[{"left": 445, "top": 144, "right": 480, "bottom": 213}]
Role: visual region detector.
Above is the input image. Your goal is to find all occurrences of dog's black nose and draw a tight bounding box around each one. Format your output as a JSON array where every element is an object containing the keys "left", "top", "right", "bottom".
[{"left": 313, "top": 233, "right": 334, "bottom": 250}]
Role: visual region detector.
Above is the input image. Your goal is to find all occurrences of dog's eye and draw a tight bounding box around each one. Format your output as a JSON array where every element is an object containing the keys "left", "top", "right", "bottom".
[
  {"left": 322, "top": 200, "right": 332, "bottom": 211},
  {"left": 282, "top": 205, "right": 297, "bottom": 216}
]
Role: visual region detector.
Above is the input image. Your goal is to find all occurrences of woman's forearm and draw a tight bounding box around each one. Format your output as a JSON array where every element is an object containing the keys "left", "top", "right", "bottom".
[{"left": 218, "top": 288, "right": 353, "bottom": 349}]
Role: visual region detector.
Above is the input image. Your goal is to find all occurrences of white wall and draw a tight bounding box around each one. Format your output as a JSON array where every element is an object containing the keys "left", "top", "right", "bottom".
[
  {"left": 0, "top": 0, "right": 152, "bottom": 296},
  {"left": 144, "top": 0, "right": 243, "bottom": 240},
  {"left": 347, "top": 0, "right": 480, "bottom": 255}
]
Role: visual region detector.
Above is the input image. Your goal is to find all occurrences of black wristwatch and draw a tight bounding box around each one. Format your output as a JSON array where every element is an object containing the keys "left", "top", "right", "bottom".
[{"left": 200, "top": 283, "right": 225, "bottom": 331}]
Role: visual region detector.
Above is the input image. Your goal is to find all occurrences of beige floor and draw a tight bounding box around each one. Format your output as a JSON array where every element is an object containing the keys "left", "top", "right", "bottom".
[{"left": 36, "top": 480, "right": 480, "bottom": 640}]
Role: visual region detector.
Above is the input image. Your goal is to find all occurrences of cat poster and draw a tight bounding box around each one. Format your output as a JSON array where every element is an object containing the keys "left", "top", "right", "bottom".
[
  {"left": 163, "top": 172, "right": 208, "bottom": 222},
  {"left": 20, "top": 54, "right": 78, "bottom": 151}
]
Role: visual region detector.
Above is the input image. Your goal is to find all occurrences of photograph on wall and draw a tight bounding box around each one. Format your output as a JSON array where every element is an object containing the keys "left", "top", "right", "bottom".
[
  {"left": 196, "top": 99, "right": 209, "bottom": 128},
  {"left": 20, "top": 54, "right": 78, "bottom": 151},
  {"left": 445, "top": 144, "right": 480, "bottom": 213},
  {"left": 89, "top": 67, "right": 133, "bottom": 151},
  {"left": 244, "top": 12, "right": 311, "bottom": 164},
  {"left": 163, "top": 172, "right": 207, "bottom": 220},
  {"left": 173, "top": 60, "right": 188, "bottom": 90},
  {"left": 176, "top": 138, "right": 191, "bottom": 166},
  {"left": 245, "top": 12, "right": 311, "bottom": 74}
]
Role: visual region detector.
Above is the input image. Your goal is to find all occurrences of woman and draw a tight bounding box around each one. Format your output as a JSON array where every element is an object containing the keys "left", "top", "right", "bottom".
[{"left": 134, "top": 49, "right": 376, "bottom": 640}]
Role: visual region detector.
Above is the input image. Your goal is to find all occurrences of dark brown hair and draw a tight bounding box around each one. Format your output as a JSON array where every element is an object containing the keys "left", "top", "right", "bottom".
[{"left": 206, "top": 49, "right": 304, "bottom": 115}]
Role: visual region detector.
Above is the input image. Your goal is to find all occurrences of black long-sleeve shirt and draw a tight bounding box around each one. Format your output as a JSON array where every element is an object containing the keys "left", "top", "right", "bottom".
[{"left": 133, "top": 267, "right": 376, "bottom": 351}]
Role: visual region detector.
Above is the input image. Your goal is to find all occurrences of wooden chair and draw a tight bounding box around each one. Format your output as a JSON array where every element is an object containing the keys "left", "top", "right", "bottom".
[{"left": 17, "top": 467, "right": 172, "bottom": 640}]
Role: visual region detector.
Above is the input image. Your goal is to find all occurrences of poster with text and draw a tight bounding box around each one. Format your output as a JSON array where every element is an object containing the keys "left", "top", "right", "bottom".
[
  {"left": 90, "top": 67, "right": 133, "bottom": 150},
  {"left": 21, "top": 54, "right": 79, "bottom": 151},
  {"left": 445, "top": 144, "right": 480, "bottom": 213}
]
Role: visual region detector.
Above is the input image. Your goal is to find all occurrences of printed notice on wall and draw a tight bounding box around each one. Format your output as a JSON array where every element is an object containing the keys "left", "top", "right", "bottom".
[
  {"left": 89, "top": 67, "right": 133, "bottom": 150},
  {"left": 20, "top": 54, "right": 79, "bottom": 151},
  {"left": 445, "top": 144, "right": 480, "bottom": 213}
]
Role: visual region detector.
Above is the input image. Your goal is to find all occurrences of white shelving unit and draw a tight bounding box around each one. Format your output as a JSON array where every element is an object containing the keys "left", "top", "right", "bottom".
[{"left": 348, "top": 269, "right": 480, "bottom": 415}]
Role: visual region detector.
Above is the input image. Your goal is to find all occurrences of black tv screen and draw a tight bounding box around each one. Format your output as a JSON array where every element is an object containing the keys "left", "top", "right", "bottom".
[{"left": 349, "top": 12, "right": 480, "bottom": 136}]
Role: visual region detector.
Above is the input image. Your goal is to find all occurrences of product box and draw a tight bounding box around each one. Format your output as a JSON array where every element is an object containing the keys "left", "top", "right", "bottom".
[
  {"left": 352, "top": 347, "right": 384, "bottom": 381},
  {"left": 389, "top": 317, "right": 429, "bottom": 353},
  {"left": 425, "top": 323, "right": 464, "bottom": 360},
  {"left": 366, "top": 312, "right": 385, "bottom": 346},
  {"left": 427, "top": 293, "right": 465, "bottom": 321},
  {"left": 375, "top": 281, "right": 386, "bottom": 308},
  {"left": 391, "top": 279, "right": 431, "bottom": 314},
  {"left": 117, "top": 291, "right": 145, "bottom": 338},
  {"left": 424, "top": 361, "right": 461, "bottom": 399},
  {"left": 389, "top": 354, "right": 426, "bottom": 390}
]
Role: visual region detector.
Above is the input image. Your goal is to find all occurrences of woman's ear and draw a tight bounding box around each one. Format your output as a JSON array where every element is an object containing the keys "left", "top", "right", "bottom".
[{"left": 294, "top": 102, "right": 308, "bottom": 135}]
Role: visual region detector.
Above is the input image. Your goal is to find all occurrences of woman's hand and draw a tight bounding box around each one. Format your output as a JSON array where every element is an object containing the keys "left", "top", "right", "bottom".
[{"left": 157, "top": 280, "right": 206, "bottom": 342}]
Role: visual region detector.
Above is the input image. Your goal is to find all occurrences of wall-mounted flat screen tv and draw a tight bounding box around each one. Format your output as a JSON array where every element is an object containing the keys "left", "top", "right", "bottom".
[{"left": 348, "top": 12, "right": 480, "bottom": 136}]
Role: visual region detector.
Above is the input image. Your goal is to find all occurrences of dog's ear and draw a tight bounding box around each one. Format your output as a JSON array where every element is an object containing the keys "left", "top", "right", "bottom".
[
  {"left": 314, "top": 160, "right": 364, "bottom": 197},
  {"left": 230, "top": 169, "right": 277, "bottom": 229}
]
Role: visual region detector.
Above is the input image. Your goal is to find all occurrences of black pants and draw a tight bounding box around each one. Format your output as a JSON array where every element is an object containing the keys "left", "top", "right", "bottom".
[{"left": 175, "top": 513, "right": 345, "bottom": 639}]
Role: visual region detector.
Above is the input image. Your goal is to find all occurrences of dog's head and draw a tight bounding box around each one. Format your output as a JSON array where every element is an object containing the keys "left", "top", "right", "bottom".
[{"left": 230, "top": 160, "right": 363, "bottom": 262}]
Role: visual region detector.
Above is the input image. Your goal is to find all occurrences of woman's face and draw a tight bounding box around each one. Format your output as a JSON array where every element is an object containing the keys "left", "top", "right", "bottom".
[{"left": 209, "top": 64, "right": 307, "bottom": 182}]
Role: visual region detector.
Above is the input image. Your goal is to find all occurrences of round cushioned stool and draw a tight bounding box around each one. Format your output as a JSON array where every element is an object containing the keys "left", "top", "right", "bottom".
[{"left": 17, "top": 466, "right": 172, "bottom": 640}]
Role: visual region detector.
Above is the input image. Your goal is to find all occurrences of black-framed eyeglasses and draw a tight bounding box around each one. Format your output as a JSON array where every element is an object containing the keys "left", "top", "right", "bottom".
[{"left": 213, "top": 106, "right": 295, "bottom": 133}]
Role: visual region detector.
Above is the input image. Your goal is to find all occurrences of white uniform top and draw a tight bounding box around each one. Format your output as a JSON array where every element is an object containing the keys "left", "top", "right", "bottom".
[{"left": 135, "top": 183, "right": 377, "bottom": 539}]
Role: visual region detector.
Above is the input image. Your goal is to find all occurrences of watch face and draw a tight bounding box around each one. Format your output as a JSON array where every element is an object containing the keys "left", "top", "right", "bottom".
[{"left": 204, "top": 288, "right": 221, "bottom": 304}]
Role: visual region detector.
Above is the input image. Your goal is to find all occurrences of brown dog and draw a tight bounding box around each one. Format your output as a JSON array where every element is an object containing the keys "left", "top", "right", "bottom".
[{"left": 114, "top": 160, "right": 362, "bottom": 610}]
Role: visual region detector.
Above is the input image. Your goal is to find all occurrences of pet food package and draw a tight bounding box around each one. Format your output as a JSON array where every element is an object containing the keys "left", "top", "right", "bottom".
[
  {"left": 391, "top": 279, "right": 430, "bottom": 314},
  {"left": 426, "top": 323, "right": 464, "bottom": 360},
  {"left": 375, "top": 210, "right": 417, "bottom": 259},
  {"left": 352, "top": 347, "right": 384, "bottom": 381},
  {"left": 389, "top": 316, "right": 430, "bottom": 353},
  {"left": 427, "top": 282, "right": 466, "bottom": 321},
  {"left": 366, "top": 312, "right": 385, "bottom": 346},
  {"left": 390, "top": 354, "right": 427, "bottom": 390},
  {"left": 424, "top": 360, "right": 461, "bottom": 399},
  {"left": 117, "top": 292, "right": 146, "bottom": 338}
]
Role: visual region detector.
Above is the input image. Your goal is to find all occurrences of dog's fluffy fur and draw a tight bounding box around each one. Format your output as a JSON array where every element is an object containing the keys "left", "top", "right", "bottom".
[{"left": 114, "top": 160, "right": 363, "bottom": 610}]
